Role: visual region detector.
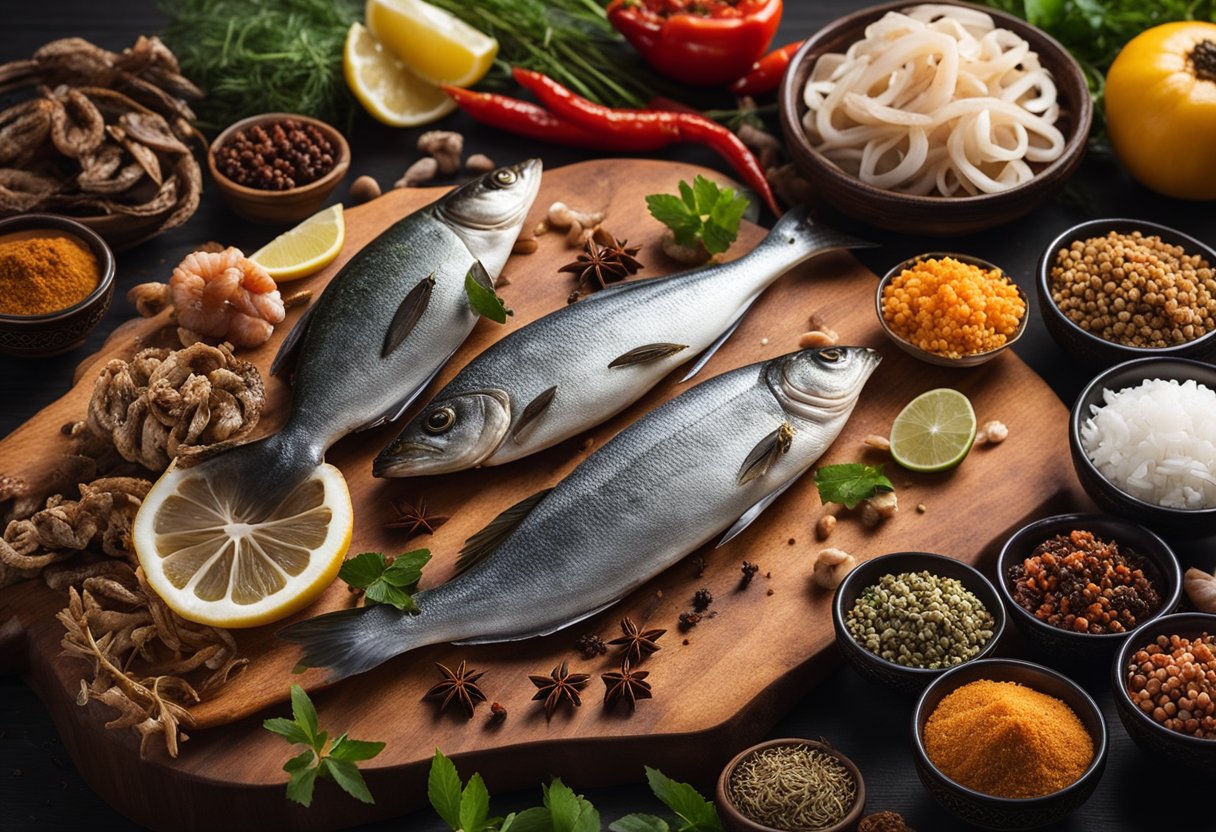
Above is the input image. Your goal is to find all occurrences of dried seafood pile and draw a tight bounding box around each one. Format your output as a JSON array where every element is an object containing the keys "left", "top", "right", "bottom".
[{"left": 0, "top": 36, "right": 204, "bottom": 248}]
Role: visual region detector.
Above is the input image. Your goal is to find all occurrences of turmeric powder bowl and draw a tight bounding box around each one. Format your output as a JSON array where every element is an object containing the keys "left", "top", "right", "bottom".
[{"left": 0, "top": 214, "right": 115, "bottom": 357}]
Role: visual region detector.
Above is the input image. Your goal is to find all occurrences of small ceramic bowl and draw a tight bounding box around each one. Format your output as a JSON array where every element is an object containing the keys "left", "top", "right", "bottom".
[
  {"left": 1069, "top": 358, "right": 1216, "bottom": 540},
  {"left": 715, "top": 738, "right": 865, "bottom": 832},
  {"left": 996, "top": 513, "right": 1182, "bottom": 663},
  {"left": 778, "top": 0, "right": 1091, "bottom": 235},
  {"left": 1037, "top": 218, "right": 1216, "bottom": 368},
  {"left": 832, "top": 552, "right": 1006, "bottom": 695},
  {"left": 208, "top": 112, "right": 350, "bottom": 224},
  {"left": 875, "top": 252, "right": 1029, "bottom": 367},
  {"left": 913, "top": 658, "right": 1108, "bottom": 830},
  {"left": 1112, "top": 612, "right": 1216, "bottom": 766},
  {"left": 0, "top": 213, "right": 115, "bottom": 357}
]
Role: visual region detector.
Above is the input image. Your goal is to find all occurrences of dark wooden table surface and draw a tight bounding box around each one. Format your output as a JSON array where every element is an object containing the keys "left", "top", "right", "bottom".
[{"left": 3, "top": 2, "right": 1213, "bottom": 830}]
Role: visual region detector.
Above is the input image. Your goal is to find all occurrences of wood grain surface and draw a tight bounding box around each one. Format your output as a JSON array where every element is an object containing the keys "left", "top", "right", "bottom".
[{"left": 0, "top": 159, "right": 1084, "bottom": 830}]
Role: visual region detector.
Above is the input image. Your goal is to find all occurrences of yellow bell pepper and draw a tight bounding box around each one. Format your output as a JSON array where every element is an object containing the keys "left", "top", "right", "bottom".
[{"left": 1105, "top": 21, "right": 1216, "bottom": 200}]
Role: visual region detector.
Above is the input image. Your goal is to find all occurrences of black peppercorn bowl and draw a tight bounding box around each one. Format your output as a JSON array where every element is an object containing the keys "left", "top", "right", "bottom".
[
  {"left": 1037, "top": 218, "right": 1216, "bottom": 368},
  {"left": 913, "top": 658, "right": 1108, "bottom": 830},
  {"left": 0, "top": 213, "right": 115, "bottom": 357},
  {"left": 832, "top": 552, "right": 1007, "bottom": 695},
  {"left": 1069, "top": 358, "right": 1216, "bottom": 540},
  {"left": 1112, "top": 612, "right": 1216, "bottom": 766},
  {"left": 996, "top": 513, "right": 1182, "bottom": 663}
]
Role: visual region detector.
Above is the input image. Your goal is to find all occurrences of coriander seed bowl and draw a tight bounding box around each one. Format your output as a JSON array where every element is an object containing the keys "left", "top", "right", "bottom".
[
  {"left": 875, "top": 252, "right": 1029, "bottom": 368},
  {"left": 913, "top": 658, "right": 1108, "bottom": 830},
  {"left": 832, "top": 551, "right": 1006, "bottom": 695}
]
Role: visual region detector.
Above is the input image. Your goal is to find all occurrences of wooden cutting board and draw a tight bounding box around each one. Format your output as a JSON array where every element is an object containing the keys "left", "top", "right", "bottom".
[{"left": 0, "top": 159, "right": 1085, "bottom": 830}]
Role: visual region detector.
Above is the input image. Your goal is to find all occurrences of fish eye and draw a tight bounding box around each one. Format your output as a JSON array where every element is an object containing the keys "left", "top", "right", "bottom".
[
  {"left": 493, "top": 168, "right": 517, "bottom": 186},
  {"left": 424, "top": 406, "right": 456, "bottom": 435},
  {"left": 818, "top": 348, "right": 843, "bottom": 363}
]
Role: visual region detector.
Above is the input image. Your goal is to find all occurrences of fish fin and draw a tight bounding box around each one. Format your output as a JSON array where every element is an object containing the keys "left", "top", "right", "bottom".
[
  {"left": 717, "top": 475, "right": 800, "bottom": 549},
  {"left": 608, "top": 342, "right": 688, "bottom": 369},
  {"left": 277, "top": 603, "right": 413, "bottom": 682},
  {"left": 270, "top": 302, "right": 317, "bottom": 379},
  {"left": 679, "top": 302, "right": 753, "bottom": 383},
  {"left": 382, "top": 273, "right": 435, "bottom": 358},
  {"left": 456, "top": 488, "right": 554, "bottom": 573},
  {"left": 452, "top": 597, "right": 621, "bottom": 645},
  {"left": 737, "top": 422, "right": 795, "bottom": 485},
  {"left": 511, "top": 385, "right": 557, "bottom": 443},
  {"left": 354, "top": 345, "right": 457, "bottom": 432}
]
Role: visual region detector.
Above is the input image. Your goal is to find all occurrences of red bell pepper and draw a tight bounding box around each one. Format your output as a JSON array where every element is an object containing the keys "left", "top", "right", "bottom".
[
  {"left": 606, "top": 0, "right": 783, "bottom": 87},
  {"left": 729, "top": 40, "right": 804, "bottom": 96}
]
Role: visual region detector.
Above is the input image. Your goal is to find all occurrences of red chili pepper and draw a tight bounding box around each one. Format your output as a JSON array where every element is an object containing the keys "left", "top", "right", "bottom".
[
  {"left": 645, "top": 96, "right": 702, "bottom": 115},
  {"left": 606, "top": 0, "right": 782, "bottom": 86},
  {"left": 670, "top": 113, "right": 780, "bottom": 215},
  {"left": 729, "top": 40, "right": 805, "bottom": 96}
]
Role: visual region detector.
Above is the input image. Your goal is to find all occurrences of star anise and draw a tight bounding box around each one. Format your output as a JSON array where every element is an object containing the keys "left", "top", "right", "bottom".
[
  {"left": 607, "top": 617, "right": 666, "bottom": 665},
  {"left": 592, "top": 227, "right": 644, "bottom": 275},
  {"left": 385, "top": 496, "right": 449, "bottom": 538},
  {"left": 602, "top": 660, "right": 652, "bottom": 711},
  {"left": 575, "top": 632, "right": 608, "bottom": 659},
  {"left": 424, "top": 661, "right": 486, "bottom": 717},
  {"left": 529, "top": 661, "right": 591, "bottom": 720},
  {"left": 558, "top": 238, "right": 629, "bottom": 292}
]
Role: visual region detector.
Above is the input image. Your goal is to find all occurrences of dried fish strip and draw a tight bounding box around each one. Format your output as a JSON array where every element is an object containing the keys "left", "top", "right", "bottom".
[
  {"left": 0, "top": 98, "right": 53, "bottom": 166},
  {"left": 48, "top": 86, "right": 105, "bottom": 158}
]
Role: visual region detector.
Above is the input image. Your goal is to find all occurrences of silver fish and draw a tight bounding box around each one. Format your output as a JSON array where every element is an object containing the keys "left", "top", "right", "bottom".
[
  {"left": 282, "top": 346, "right": 881, "bottom": 680},
  {"left": 373, "top": 206, "right": 870, "bottom": 477}
]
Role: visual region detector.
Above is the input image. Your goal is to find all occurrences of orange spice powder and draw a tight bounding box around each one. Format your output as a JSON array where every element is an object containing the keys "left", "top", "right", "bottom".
[{"left": 0, "top": 231, "right": 100, "bottom": 316}]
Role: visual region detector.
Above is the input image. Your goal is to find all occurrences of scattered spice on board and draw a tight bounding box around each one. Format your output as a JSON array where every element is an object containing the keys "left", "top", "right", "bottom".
[
  {"left": 727, "top": 744, "right": 858, "bottom": 831},
  {"left": 424, "top": 661, "right": 487, "bottom": 717},
  {"left": 692, "top": 588, "right": 713, "bottom": 612},
  {"left": 575, "top": 632, "right": 608, "bottom": 659},
  {"left": 859, "top": 811, "right": 914, "bottom": 832},
  {"left": 488, "top": 701, "right": 507, "bottom": 724},
  {"left": 0, "top": 231, "right": 100, "bottom": 315},
  {"left": 214, "top": 117, "right": 337, "bottom": 190},
  {"left": 1009, "top": 529, "right": 1161, "bottom": 634},
  {"left": 923, "top": 679, "right": 1093, "bottom": 798},
  {"left": 608, "top": 617, "right": 665, "bottom": 665},
  {"left": 601, "top": 660, "right": 652, "bottom": 711},
  {"left": 529, "top": 661, "right": 590, "bottom": 720},
  {"left": 1126, "top": 633, "right": 1216, "bottom": 738},
  {"left": 741, "top": 560, "right": 761, "bottom": 587},
  {"left": 846, "top": 571, "right": 995, "bottom": 669},
  {"left": 384, "top": 496, "right": 449, "bottom": 537},
  {"left": 881, "top": 257, "right": 1025, "bottom": 358}
]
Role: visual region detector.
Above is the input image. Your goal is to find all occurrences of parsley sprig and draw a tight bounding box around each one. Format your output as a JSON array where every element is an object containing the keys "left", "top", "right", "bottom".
[
  {"left": 814, "top": 463, "right": 895, "bottom": 509},
  {"left": 646, "top": 176, "right": 750, "bottom": 256},
  {"left": 338, "top": 549, "right": 431, "bottom": 612}
]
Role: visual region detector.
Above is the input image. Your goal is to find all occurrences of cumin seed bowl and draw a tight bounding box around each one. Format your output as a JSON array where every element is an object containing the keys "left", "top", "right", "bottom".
[
  {"left": 912, "top": 658, "right": 1108, "bottom": 830},
  {"left": 0, "top": 213, "right": 116, "bottom": 357},
  {"left": 995, "top": 513, "right": 1182, "bottom": 663},
  {"left": 831, "top": 552, "right": 1006, "bottom": 695},
  {"left": 777, "top": 0, "right": 1092, "bottom": 235}
]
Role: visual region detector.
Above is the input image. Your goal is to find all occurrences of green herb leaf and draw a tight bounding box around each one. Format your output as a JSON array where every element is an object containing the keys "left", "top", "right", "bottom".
[
  {"left": 646, "top": 177, "right": 750, "bottom": 257},
  {"left": 814, "top": 463, "right": 895, "bottom": 509},
  {"left": 644, "top": 194, "right": 702, "bottom": 247},
  {"left": 339, "top": 550, "right": 430, "bottom": 612},
  {"left": 506, "top": 806, "right": 556, "bottom": 832},
  {"left": 362, "top": 581, "right": 419, "bottom": 612},
  {"left": 289, "top": 684, "right": 319, "bottom": 746},
  {"left": 286, "top": 760, "right": 321, "bottom": 807},
  {"left": 466, "top": 263, "right": 513, "bottom": 324},
  {"left": 323, "top": 757, "right": 375, "bottom": 804},
  {"left": 382, "top": 549, "right": 431, "bottom": 590},
  {"left": 460, "top": 773, "right": 492, "bottom": 832},
  {"left": 542, "top": 779, "right": 600, "bottom": 832},
  {"left": 328, "top": 736, "right": 387, "bottom": 763},
  {"left": 610, "top": 814, "right": 671, "bottom": 832},
  {"left": 644, "top": 767, "right": 723, "bottom": 832},
  {"left": 337, "top": 552, "right": 388, "bottom": 592},
  {"left": 262, "top": 717, "right": 311, "bottom": 747},
  {"left": 428, "top": 749, "right": 464, "bottom": 829}
]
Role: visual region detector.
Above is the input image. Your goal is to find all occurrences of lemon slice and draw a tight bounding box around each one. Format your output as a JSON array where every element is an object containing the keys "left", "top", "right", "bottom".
[
  {"left": 890, "top": 388, "right": 978, "bottom": 473},
  {"left": 250, "top": 204, "right": 346, "bottom": 282},
  {"left": 365, "top": 0, "right": 498, "bottom": 87},
  {"left": 343, "top": 22, "right": 457, "bottom": 128},
  {"left": 133, "top": 463, "right": 353, "bottom": 628}
]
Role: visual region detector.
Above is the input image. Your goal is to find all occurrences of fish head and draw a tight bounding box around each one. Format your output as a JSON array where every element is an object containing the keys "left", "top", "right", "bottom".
[
  {"left": 770, "top": 347, "right": 882, "bottom": 421},
  {"left": 438, "top": 158, "right": 543, "bottom": 277},
  {"left": 373, "top": 389, "right": 512, "bottom": 477}
]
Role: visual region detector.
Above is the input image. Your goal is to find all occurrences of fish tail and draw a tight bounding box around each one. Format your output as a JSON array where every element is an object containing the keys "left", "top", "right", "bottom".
[
  {"left": 278, "top": 603, "right": 427, "bottom": 681},
  {"left": 762, "top": 205, "right": 877, "bottom": 263}
]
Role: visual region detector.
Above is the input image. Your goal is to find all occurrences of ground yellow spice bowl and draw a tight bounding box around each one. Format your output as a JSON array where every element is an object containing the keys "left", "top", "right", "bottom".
[{"left": 0, "top": 214, "right": 116, "bottom": 357}]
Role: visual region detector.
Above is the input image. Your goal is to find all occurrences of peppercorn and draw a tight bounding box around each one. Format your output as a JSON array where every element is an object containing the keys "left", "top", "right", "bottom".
[
  {"left": 678, "top": 611, "right": 702, "bottom": 631},
  {"left": 692, "top": 588, "right": 713, "bottom": 612},
  {"left": 1127, "top": 632, "right": 1216, "bottom": 738},
  {"left": 215, "top": 118, "right": 338, "bottom": 191}
]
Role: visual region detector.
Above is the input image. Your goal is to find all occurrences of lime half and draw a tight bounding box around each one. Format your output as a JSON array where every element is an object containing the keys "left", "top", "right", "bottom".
[{"left": 890, "top": 388, "right": 977, "bottom": 472}]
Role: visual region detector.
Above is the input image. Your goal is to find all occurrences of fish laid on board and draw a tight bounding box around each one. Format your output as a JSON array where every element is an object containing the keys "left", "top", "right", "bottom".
[
  {"left": 373, "top": 207, "right": 872, "bottom": 477},
  {"left": 282, "top": 346, "right": 881, "bottom": 680}
]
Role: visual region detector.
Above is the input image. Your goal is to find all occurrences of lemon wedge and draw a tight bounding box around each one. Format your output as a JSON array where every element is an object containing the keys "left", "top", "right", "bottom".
[
  {"left": 343, "top": 22, "right": 457, "bottom": 128},
  {"left": 250, "top": 204, "right": 346, "bottom": 282},
  {"left": 133, "top": 462, "right": 353, "bottom": 628},
  {"left": 365, "top": 0, "right": 498, "bottom": 88}
]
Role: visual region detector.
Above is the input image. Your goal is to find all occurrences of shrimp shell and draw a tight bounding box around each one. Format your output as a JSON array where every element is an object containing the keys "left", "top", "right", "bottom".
[{"left": 169, "top": 247, "right": 284, "bottom": 348}]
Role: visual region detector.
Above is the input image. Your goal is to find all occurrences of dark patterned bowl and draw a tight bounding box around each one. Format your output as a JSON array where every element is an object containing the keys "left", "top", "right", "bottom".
[
  {"left": 0, "top": 214, "right": 115, "bottom": 357},
  {"left": 913, "top": 658, "right": 1107, "bottom": 830},
  {"left": 996, "top": 513, "right": 1182, "bottom": 662},
  {"left": 1069, "top": 358, "right": 1216, "bottom": 540},
  {"left": 832, "top": 552, "right": 1006, "bottom": 695},
  {"left": 1112, "top": 612, "right": 1216, "bottom": 766},
  {"left": 1037, "top": 219, "right": 1216, "bottom": 368}
]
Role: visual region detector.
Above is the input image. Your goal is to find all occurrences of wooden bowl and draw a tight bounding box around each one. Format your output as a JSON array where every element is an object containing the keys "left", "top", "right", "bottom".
[
  {"left": 715, "top": 738, "right": 865, "bottom": 832},
  {"left": 912, "top": 658, "right": 1108, "bottom": 830},
  {"left": 208, "top": 112, "right": 350, "bottom": 225},
  {"left": 875, "top": 252, "right": 1029, "bottom": 367},
  {"left": 0, "top": 214, "right": 115, "bottom": 357},
  {"left": 778, "top": 0, "right": 1092, "bottom": 235},
  {"left": 1037, "top": 218, "right": 1216, "bottom": 368}
]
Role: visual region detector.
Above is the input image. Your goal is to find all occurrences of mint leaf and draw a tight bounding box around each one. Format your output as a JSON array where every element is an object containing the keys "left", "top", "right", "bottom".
[
  {"left": 610, "top": 815, "right": 671, "bottom": 832},
  {"left": 363, "top": 581, "right": 418, "bottom": 612},
  {"left": 286, "top": 762, "right": 320, "bottom": 807},
  {"left": 283, "top": 749, "right": 316, "bottom": 773},
  {"left": 460, "top": 773, "right": 492, "bottom": 832},
  {"left": 289, "top": 684, "right": 318, "bottom": 746},
  {"left": 544, "top": 779, "right": 582, "bottom": 832},
  {"left": 465, "top": 262, "right": 512, "bottom": 324},
  {"left": 338, "top": 552, "right": 387, "bottom": 592},
  {"left": 328, "top": 736, "right": 386, "bottom": 763},
  {"left": 507, "top": 806, "right": 555, "bottom": 832},
  {"left": 645, "top": 194, "right": 700, "bottom": 245},
  {"left": 323, "top": 758, "right": 375, "bottom": 804},
  {"left": 814, "top": 463, "right": 895, "bottom": 509},
  {"left": 645, "top": 767, "right": 723, "bottom": 832},
  {"left": 262, "top": 717, "right": 310, "bottom": 747},
  {"left": 382, "top": 549, "right": 431, "bottom": 590},
  {"left": 704, "top": 190, "right": 749, "bottom": 255},
  {"left": 428, "top": 749, "right": 463, "bottom": 829},
  {"left": 647, "top": 178, "right": 750, "bottom": 257},
  {"left": 340, "top": 550, "right": 429, "bottom": 612}
]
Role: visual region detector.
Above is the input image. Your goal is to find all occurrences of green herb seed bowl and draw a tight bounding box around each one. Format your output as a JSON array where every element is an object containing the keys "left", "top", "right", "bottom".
[{"left": 831, "top": 552, "right": 1006, "bottom": 696}]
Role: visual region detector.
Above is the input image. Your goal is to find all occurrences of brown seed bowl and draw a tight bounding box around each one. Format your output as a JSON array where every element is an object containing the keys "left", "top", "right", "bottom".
[
  {"left": 875, "top": 252, "right": 1029, "bottom": 367},
  {"left": 1069, "top": 357, "right": 1216, "bottom": 540},
  {"left": 208, "top": 112, "right": 350, "bottom": 225},
  {"left": 715, "top": 738, "right": 866, "bottom": 832},
  {"left": 1112, "top": 612, "right": 1216, "bottom": 766},
  {"left": 778, "top": 0, "right": 1092, "bottom": 236},
  {"left": 913, "top": 658, "right": 1108, "bottom": 830},
  {"left": 995, "top": 513, "right": 1182, "bottom": 663},
  {"left": 0, "top": 213, "right": 116, "bottom": 357},
  {"left": 832, "top": 552, "right": 1007, "bottom": 696},
  {"left": 1037, "top": 218, "right": 1216, "bottom": 368}
]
